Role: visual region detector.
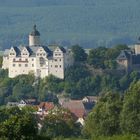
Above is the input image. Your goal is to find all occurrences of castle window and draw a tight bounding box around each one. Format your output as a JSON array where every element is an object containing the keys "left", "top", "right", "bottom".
[
  {"left": 43, "top": 53, "right": 46, "bottom": 56},
  {"left": 54, "top": 59, "right": 57, "bottom": 61},
  {"left": 119, "top": 60, "right": 123, "bottom": 62},
  {"left": 25, "top": 59, "right": 28, "bottom": 61},
  {"left": 60, "top": 59, "right": 61, "bottom": 61},
  {"left": 19, "top": 58, "right": 21, "bottom": 61},
  {"left": 32, "top": 58, "right": 34, "bottom": 61},
  {"left": 19, "top": 64, "right": 21, "bottom": 67},
  {"left": 13, "top": 64, "right": 15, "bottom": 67},
  {"left": 40, "top": 57, "right": 45, "bottom": 65},
  {"left": 55, "top": 65, "right": 58, "bottom": 68},
  {"left": 60, "top": 65, "right": 61, "bottom": 68},
  {"left": 32, "top": 64, "right": 34, "bottom": 67},
  {"left": 25, "top": 64, "right": 28, "bottom": 67}
]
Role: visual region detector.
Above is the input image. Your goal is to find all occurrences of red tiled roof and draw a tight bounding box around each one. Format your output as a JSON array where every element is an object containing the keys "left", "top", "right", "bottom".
[
  {"left": 39, "top": 102, "right": 54, "bottom": 111},
  {"left": 62, "top": 100, "right": 86, "bottom": 118}
]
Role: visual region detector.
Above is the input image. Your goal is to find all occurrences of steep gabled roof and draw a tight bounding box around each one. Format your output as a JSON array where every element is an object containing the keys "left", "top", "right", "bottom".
[
  {"left": 42, "top": 45, "right": 52, "bottom": 56},
  {"left": 59, "top": 46, "right": 66, "bottom": 53},
  {"left": 117, "top": 50, "right": 131, "bottom": 60},
  {"left": 39, "top": 102, "right": 55, "bottom": 111},
  {"left": 18, "top": 45, "right": 52, "bottom": 57},
  {"left": 53, "top": 46, "right": 66, "bottom": 53},
  {"left": 62, "top": 100, "right": 86, "bottom": 118},
  {"left": 12, "top": 46, "right": 21, "bottom": 56}
]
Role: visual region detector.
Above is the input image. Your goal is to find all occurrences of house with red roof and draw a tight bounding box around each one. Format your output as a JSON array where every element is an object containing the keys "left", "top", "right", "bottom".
[
  {"left": 37, "top": 102, "right": 55, "bottom": 117},
  {"left": 62, "top": 100, "right": 87, "bottom": 125}
]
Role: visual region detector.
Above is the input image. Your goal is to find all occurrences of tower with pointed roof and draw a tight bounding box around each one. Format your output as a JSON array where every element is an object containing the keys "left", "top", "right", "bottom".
[{"left": 29, "top": 25, "right": 41, "bottom": 46}]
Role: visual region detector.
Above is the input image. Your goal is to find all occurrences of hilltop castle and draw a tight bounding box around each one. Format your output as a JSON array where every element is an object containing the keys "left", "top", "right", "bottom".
[{"left": 2, "top": 25, "right": 73, "bottom": 79}]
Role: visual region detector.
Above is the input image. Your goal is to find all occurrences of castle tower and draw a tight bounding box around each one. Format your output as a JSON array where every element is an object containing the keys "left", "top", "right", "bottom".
[
  {"left": 135, "top": 37, "right": 140, "bottom": 55},
  {"left": 29, "top": 25, "right": 41, "bottom": 46}
]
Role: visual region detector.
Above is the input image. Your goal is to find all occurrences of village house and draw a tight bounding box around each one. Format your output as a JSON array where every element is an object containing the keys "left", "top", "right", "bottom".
[
  {"left": 7, "top": 99, "right": 37, "bottom": 108},
  {"left": 37, "top": 102, "right": 55, "bottom": 117},
  {"left": 61, "top": 100, "right": 87, "bottom": 125}
]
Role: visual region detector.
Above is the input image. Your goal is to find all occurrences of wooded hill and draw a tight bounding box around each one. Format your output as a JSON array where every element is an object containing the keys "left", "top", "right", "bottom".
[{"left": 0, "top": 0, "right": 140, "bottom": 49}]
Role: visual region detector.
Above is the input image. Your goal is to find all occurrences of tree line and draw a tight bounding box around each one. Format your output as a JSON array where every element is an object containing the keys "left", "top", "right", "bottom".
[
  {"left": 0, "top": 81, "right": 140, "bottom": 140},
  {"left": 0, "top": 44, "right": 138, "bottom": 105}
]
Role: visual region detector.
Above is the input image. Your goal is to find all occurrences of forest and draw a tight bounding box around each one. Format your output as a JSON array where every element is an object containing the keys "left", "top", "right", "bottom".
[{"left": 0, "top": 0, "right": 140, "bottom": 49}]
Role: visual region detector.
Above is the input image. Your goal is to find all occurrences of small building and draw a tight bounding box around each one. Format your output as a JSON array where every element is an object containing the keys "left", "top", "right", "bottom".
[
  {"left": 7, "top": 99, "right": 38, "bottom": 108},
  {"left": 62, "top": 100, "right": 87, "bottom": 125},
  {"left": 82, "top": 96, "right": 98, "bottom": 103},
  {"left": 37, "top": 102, "right": 55, "bottom": 116}
]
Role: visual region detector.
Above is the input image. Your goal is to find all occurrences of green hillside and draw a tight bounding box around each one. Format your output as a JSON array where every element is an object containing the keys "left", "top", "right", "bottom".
[{"left": 0, "top": 0, "right": 140, "bottom": 49}]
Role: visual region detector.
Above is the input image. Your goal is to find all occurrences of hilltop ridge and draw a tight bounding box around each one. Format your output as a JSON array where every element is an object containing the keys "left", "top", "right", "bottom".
[{"left": 0, "top": 0, "right": 140, "bottom": 49}]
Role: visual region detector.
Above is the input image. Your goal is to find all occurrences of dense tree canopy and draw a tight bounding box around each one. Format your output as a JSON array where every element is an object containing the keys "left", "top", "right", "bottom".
[
  {"left": 41, "top": 108, "right": 80, "bottom": 138},
  {"left": 83, "top": 92, "right": 122, "bottom": 138},
  {"left": 0, "top": 107, "right": 38, "bottom": 140},
  {"left": 71, "top": 45, "right": 87, "bottom": 62},
  {"left": 120, "top": 81, "right": 140, "bottom": 136}
]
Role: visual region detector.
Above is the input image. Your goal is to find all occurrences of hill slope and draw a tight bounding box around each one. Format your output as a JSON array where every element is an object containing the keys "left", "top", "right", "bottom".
[{"left": 0, "top": 0, "right": 140, "bottom": 49}]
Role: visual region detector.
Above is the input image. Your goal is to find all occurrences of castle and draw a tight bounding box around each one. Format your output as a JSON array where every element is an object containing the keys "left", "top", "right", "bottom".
[
  {"left": 2, "top": 25, "right": 73, "bottom": 79},
  {"left": 117, "top": 42, "right": 140, "bottom": 72}
]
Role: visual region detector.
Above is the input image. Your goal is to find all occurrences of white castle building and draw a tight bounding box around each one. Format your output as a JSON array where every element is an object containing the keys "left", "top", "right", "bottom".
[{"left": 2, "top": 25, "right": 73, "bottom": 79}]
